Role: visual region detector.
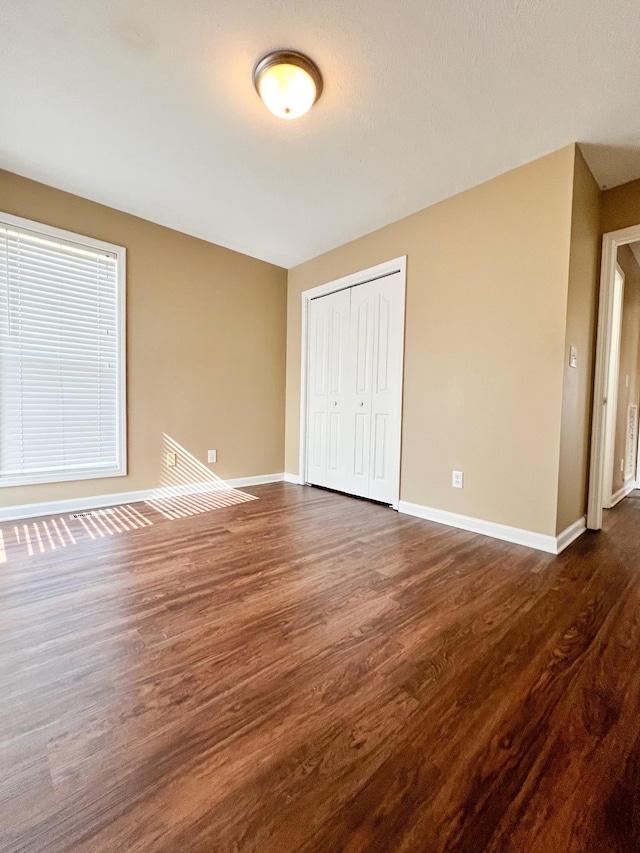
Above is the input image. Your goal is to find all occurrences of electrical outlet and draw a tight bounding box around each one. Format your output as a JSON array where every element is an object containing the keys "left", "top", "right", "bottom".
[
  {"left": 166, "top": 451, "right": 177, "bottom": 467},
  {"left": 207, "top": 449, "right": 217, "bottom": 463},
  {"left": 452, "top": 470, "right": 464, "bottom": 489}
]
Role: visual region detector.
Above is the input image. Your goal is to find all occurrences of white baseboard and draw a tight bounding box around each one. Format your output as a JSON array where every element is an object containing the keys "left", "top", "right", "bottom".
[
  {"left": 283, "top": 472, "right": 303, "bottom": 484},
  {"left": 227, "top": 473, "right": 284, "bottom": 488},
  {"left": 608, "top": 479, "right": 637, "bottom": 509},
  {"left": 555, "top": 516, "right": 587, "bottom": 553},
  {"left": 0, "top": 474, "right": 285, "bottom": 523},
  {"left": 1, "top": 478, "right": 589, "bottom": 556},
  {"left": 398, "top": 501, "right": 586, "bottom": 555}
]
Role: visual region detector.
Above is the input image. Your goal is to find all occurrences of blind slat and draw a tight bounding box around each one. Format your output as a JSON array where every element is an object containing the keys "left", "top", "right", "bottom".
[{"left": 0, "top": 218, "right": 124, "bottom": 485}]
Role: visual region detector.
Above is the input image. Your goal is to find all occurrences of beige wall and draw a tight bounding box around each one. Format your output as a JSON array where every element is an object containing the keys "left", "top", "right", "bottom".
[
  {"left": 602, "top": 178, "right": 640, "bottom": 234},
  {"left": 0, "top": 169, "right": 287, "bottom": 509},
  {"left": 611, "top": 245, "right": 640, "bottom": 496},
  {"left": 555, "top": 148, "right": 601, "bottom": 534},
  {"left": 286, "top": 146, "right": 578, "bottom": 536}
]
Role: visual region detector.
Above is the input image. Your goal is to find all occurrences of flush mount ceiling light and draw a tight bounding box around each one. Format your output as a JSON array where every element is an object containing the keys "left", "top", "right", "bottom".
[{"left": 253, "top": 50, "right": 323, "bottom": 120}]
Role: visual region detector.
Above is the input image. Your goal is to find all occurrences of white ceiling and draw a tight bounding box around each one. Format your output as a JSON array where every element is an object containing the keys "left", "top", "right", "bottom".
[{"left": 2, "top": 0, "right": 640, "bottom": 268}]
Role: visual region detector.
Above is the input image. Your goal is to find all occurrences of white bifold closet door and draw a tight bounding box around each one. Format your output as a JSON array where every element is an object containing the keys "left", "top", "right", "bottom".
[{"left": 306, "top": 272, "right": 404, "bottom": 505}]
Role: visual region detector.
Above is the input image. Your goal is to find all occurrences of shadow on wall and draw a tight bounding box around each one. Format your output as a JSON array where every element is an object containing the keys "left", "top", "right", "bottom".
[{"left": 580, "top": 142, "right": 640, "bottom": 190}]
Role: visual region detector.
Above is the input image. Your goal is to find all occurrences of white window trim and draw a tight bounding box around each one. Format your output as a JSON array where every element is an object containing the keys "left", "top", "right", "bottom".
[{"left": 0, "top": 211, "right": 127, "bottom": 488}]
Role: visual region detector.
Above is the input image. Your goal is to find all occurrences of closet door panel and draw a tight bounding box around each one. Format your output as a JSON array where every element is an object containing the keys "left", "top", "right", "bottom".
[
  {"left": 305, "top": 269, "right": 404, "bottom": 506},
  {"left": 324, "top": 289, "right": 351, "bottom": 492},
  {"left": 347, "top": 284, "right": 376, "bottom": 498},
  {"left": 368, "top": 273, "right": 404, "bottom": 504},
  {"left": 306, "top": 302, "right": 331, "bottom": 486},
  {"left": 307, "top": 288, "right": 351, "bottom": 491}
]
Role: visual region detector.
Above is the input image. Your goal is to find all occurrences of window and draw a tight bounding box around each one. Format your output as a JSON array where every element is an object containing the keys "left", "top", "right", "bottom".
[{"left": 0, "top": 212, "right": 126, "bottom": 488}]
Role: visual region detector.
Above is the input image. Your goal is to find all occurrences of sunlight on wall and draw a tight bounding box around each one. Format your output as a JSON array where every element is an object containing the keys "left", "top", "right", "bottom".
[
  {"left": 1, "top": 444, "right": 261, "bottom": 565},
  {"left": 144, "top": 434, "right": 258, "bottom": 519},
  {"left": 157, "top": 434, "right": 228, "bottom": 491},
  {"left": 1, "top": 436, "right": 260, "bottom": 564}
]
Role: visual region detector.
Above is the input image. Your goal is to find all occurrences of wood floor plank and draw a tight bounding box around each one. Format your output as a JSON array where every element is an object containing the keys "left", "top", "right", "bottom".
[{"left": 1, "top": 483, "right": 639, "bottom": 851}]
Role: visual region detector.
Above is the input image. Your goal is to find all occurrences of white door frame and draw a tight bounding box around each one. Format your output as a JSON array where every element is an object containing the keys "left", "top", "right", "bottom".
[
  {"left": 637, "top": 408, "right": 640, "bottom": 485},
  {"left": 601, "top": 263, "right": 625, "bottom": 508},
  {"left": 299, "top": 256, "right": 407, "bottom": 509},
  {"left": 587, "top": 224, "right": 640, "bottom": 529}
]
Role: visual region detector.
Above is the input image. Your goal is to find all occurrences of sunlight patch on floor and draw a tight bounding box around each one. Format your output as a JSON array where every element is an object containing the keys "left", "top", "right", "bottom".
[
  {"left": 146, "top": 488, "right": 257, "bottom": 519},
  {"left": 2, "top": 489, "right": 257, "bottom": 564}
]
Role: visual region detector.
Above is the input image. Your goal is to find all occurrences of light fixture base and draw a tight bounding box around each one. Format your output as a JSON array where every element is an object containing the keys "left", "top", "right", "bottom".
[{"left": 253, "top": 49, "right": 323, "bottom": 118}]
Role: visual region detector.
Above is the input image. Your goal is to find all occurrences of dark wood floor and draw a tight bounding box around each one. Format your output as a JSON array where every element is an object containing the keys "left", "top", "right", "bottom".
[{"left": 1, "top": 483, "right": 640, "bottom": 852}]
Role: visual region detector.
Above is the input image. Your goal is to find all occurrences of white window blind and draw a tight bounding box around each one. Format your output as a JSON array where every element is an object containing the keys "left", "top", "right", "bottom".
[{"left": 0, "top": 213, "right": 126, "bottom": 487}]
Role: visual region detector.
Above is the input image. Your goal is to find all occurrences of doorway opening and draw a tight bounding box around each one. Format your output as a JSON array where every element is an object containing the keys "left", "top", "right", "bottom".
[
  {"left": 588, "top": 225, "right": 640, "bottom": 529},
  {"left": 299, "top": 257, "right": 406, "bottom": 510}
]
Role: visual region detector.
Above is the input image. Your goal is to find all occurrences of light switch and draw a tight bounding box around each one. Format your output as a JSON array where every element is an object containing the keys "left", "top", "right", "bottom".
[
  {"left": 569, "top": 346, "right": 578, "bottom": 369},
  {"left": 208, "top": 449, "right": 217, "bottom": 463}
]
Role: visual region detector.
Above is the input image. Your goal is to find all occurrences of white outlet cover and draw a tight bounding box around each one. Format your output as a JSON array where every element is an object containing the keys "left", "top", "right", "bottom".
[
  {"left": 569, "top": 346, "right": 578, "bottom": 369},
  {"left": 208, "top": 450, "right": 217, "bottom": 463},
  {"left": 452, "top": 471, "right": 464, "bottom": 488}
]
